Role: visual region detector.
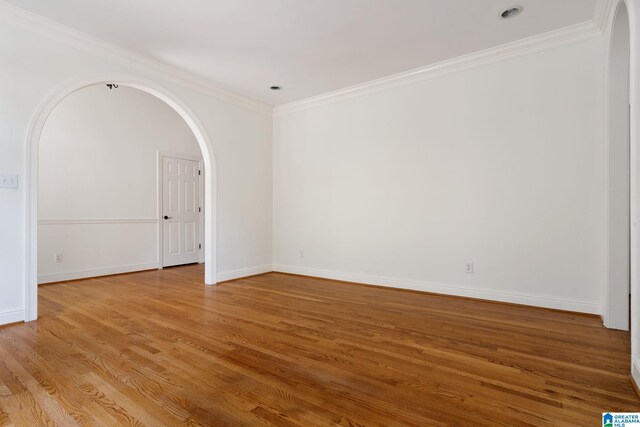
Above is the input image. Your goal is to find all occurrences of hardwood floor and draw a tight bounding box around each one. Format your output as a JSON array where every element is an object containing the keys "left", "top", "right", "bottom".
[{"left": 0, "top": 265, "right": 638, "bottom": 426}]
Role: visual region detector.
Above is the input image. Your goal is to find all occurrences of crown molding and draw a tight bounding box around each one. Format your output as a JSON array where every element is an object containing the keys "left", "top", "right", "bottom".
[
  {"left": 594, "top": 0, "right": 617, "bottom": 33},
  {"left": 1, "top": 0, "right": 611, "bottom": 118},
  {"left": 0, "top": 1, "right": 272, "bottom": 116},
  {"left": 274, "top": 20, "right": 603, "bottom": 116}
]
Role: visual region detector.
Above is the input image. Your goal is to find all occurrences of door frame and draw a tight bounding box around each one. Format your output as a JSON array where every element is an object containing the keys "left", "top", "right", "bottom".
[
  {"left": 157, "top": 151, "right": 205, "bottom": 267},
  {"left": 604, "top": 0, "right": 631, "bottom": 331},
  {"left": 602, "top": 0, "right": 640, "bottom": 385}
]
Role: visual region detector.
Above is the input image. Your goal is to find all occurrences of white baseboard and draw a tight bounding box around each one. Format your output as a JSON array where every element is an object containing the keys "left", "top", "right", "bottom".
[
  {"left": 0, "top": 307, "right": 24, "bottom": 326},
  {"left": 633, "top": 358, "right": 640, "bottom": 390},
  {"left": 38, "top": 262, "right": 160, "bottom": 284},
  {"left": 39, "top": 263, "right": 272, "bottom": 285},
  {"left": 217, "top": 264, "right": 272, "bottom": 282},
  {"left": 37, "top": 262, "right": 601, "bottom": 314},
  {"left": 272, "top": 264, "right": 602, "bottom": 314}
]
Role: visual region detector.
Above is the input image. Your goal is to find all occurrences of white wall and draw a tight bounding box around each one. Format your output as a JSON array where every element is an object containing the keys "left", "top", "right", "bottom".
[
  {"left": 37, "top": 85, "right": 202, "bottom": 282},
  {"left": 0, "top": 1, "right": 617, "bottom": 328},
  {"left": 273, "top": 38, "right": 605, "bottom": 314},
  {"left": 0, "top": 19, "right": 272, "bottom": 324}
]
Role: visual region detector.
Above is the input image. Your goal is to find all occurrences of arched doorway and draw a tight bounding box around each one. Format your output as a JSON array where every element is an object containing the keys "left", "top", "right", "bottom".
[
  {"left": 25, "top": 75, "right": 217, "bottom": 322},
  {"left": 604, "top": 0, "right": 640, "bottom": 385},
  {"left": 605, "top": 1, "right": 631, "bottom": 331}
]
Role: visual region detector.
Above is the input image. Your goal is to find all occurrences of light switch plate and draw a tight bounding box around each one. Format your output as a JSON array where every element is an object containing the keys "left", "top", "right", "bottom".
[{"left": 0, "top": 175, "right": 18, "bottom": 189}]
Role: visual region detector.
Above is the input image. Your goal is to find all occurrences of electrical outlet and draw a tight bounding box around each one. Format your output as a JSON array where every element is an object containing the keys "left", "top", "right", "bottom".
[
  {"left": 55, "top": 253, "right": 63, "bottom": 263},
  {"left": 0, "top": 174, "right": 18, "bottom": 189},
  {"left": 465, "top": 262, "right": 474, "bottom": 274}
]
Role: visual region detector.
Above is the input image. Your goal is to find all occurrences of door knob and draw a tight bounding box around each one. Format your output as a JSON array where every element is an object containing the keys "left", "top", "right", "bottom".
[{"left": 164, "top": 215, "right": 172, "bottom": 220}]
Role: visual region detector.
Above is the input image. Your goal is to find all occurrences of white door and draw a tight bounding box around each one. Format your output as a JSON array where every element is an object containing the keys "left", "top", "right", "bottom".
[{"left": 162, "top": 156, "right": 201, "bottom": 267}]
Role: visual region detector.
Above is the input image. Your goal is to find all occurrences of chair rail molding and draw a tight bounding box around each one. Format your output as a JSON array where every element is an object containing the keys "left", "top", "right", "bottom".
[{"left": 38, "top": 219, "right": 159, "bottom": 225}]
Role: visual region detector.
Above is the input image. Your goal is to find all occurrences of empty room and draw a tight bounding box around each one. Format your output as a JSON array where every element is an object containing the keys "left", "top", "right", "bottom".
[{"left": 1, "top": 0, "right": 639, "bottom": 425}]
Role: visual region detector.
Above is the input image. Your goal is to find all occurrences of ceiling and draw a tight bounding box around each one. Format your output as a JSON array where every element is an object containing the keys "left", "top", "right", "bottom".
[{"left": 6, "top": 0, "right": 598, "bottom": 106}]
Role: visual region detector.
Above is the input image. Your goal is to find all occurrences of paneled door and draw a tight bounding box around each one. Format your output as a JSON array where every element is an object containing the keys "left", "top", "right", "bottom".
[{"left": 162, "top": 156, "right": 201, "bottom": 267}]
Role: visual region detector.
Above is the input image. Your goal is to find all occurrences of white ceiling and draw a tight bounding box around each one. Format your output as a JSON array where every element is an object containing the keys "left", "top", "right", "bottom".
[{"left": 6, "top": 0, "right": 598, "bottom": 106}]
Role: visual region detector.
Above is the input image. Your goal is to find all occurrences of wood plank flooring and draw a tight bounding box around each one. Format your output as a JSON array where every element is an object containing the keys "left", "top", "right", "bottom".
[{"left": 0, "top": 264, "right": 638, "bottom": 426}]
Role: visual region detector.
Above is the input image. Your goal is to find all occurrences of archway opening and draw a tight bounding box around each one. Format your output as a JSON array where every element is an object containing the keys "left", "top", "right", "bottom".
[
  {"left": 606, "top": 1, "right": 631, "bottom": 331},
  {"left": 26, "top": 77, "right": 217, "bottom": 321}
]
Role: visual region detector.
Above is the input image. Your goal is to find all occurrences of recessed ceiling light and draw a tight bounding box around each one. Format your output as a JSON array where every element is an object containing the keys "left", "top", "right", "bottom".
[
  {"left": 500, "top": 6, "right": 522, "bottom": 19},
  {"left": 270, "top": 85, "right": 282, "bottom": 91}
]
